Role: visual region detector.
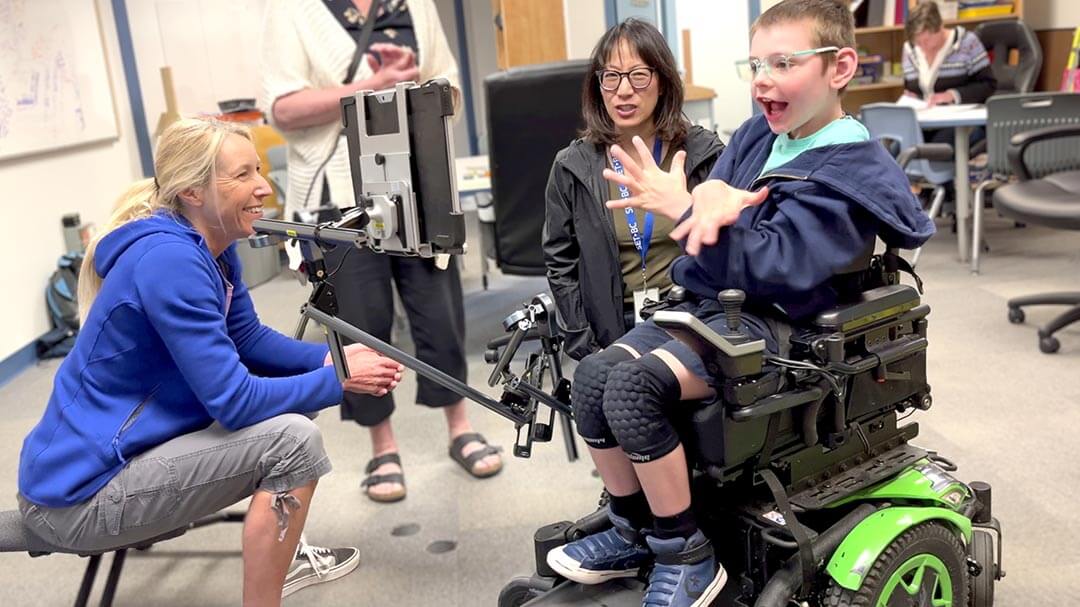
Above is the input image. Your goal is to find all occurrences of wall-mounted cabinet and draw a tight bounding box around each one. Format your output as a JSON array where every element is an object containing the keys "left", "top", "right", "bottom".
[{"left": 491, "top": 0, "right": 568, "bottom": 69}]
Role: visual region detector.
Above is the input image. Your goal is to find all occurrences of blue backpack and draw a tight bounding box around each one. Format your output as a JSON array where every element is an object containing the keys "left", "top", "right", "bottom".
[{"left": 37, "top": 253, "right": 83, "bottom": 359}]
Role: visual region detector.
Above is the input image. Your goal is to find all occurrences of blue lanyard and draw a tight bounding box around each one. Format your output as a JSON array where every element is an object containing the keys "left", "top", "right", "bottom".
[{"left": 610, "top": 138, "right": 664, "bottom": 284}]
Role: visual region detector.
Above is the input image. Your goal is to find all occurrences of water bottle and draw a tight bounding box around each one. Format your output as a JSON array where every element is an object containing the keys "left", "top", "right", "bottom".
[{"left": 62, "top": 213, "right": 85, "bottom": 254}]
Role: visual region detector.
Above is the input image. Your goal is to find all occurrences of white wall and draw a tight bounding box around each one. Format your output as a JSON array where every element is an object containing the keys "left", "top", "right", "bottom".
[
  {"left": 460, "top": 0, "right": 499, "bottom": 154},
  {"left": 677, "top": 0, "right": 752, "bottom": 136},
  {"left": 430, "top": 0, "right": 471, "bottom": 153},
  {"left": 1025, "top": 0, "right": 1080, "bottom": 30},
  {"left": 565, "top": 0, "right": 608, "bottom": 59},
  {"left": 126, "top": 0, "right": 266, "bottom": 139},
  {"left": 760, "top": 0, "right": 784, "bottom": 13},
  {"left": 0, "top": 0, "right": 142, "bottom": 361},
  {"left": 128, "top": 0, "right": 471, "bottom": 153}
]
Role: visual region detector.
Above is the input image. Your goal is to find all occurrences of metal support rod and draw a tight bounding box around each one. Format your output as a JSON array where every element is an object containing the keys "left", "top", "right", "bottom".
[
  {"left": 304, "top": 306, "right": 530, "bottom": 424},
  {"left": 98, "top": 550, "right": 127, "bottom": 607},
  {"left": 488, "top": 324, "right": 527, "bottom": 386},
  {"left": 74, "top": 555, "right": 101, "bottom": 607},
  {"left": 536, "top": 332, "right": 578, "bottom": 460},
  {"left": 558, "top": 413, "right": 578, "bottom": 461},
  {"left": 253, "top": 218, "right": 367, "bottom": 250},
  {"left": 508, "top": 378, "right": 573, "bottom": 417},
  {"left": 293, "top": 314, "right": 310, "bottom": 341},
  {"left": 325, "top": 327, "right": 349, "bottom": 383}
]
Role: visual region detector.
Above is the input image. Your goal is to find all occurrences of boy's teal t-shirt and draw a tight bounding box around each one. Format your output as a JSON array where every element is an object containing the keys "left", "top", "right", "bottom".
[{"left": 758, "top": 115, "right": 870, "bottom": 177}]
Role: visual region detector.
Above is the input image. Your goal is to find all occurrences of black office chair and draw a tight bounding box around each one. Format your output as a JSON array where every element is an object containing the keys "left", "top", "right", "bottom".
[
  {"left": 975, "top": 20, "right": 1043, "bottom": 95},
  {"left": 970, "top": 92, "right": 1080, "bottom": 273},
  {"left": 483, "top": 60, "right": 589, "bottom": 276},
  {"left": 994, "top": 123, "right": 1080, "bottom": 353}
]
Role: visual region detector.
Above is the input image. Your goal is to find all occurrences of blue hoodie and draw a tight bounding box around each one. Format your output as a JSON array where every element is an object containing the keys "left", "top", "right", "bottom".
[
  {"left": 671, "top": 114, "right": 935, "bottom": 320},
  {"left": 19, "top": 211, "right": 344, "bottom": 508}
]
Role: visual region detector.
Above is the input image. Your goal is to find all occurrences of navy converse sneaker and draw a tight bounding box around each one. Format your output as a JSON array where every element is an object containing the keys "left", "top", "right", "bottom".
[
  {"left": 546, "top": 513, "right": 653, "bottom": 585},
  {"left": 641, "top": 531, "right": 726, "bottom": 607}
]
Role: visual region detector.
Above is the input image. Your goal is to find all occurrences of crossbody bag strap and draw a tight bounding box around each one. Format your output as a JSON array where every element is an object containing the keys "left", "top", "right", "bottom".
[{"left": 342, "top": 0, "right": 381, "bottom": 85}]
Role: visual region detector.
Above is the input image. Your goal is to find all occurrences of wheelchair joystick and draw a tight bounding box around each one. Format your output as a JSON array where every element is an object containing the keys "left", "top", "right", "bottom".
[
  {"left": 667, "top": 285, "right": 687, "bottom": 304},
  {"left": 719, "top": 289, "right": 746, "bottom": 334}
]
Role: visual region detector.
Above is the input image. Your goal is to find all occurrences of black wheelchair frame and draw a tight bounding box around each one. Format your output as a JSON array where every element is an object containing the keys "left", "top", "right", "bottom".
[{"left": 490, "top": 253, "right": 1002, "bottom": 607}]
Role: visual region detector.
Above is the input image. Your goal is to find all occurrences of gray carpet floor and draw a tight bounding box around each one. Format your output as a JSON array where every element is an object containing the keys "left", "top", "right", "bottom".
[{"left": 1, "top": 212, "right": 1078, "bottom": 606}]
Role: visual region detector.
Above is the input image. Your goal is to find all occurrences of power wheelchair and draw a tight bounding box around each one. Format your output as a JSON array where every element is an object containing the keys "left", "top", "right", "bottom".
[
  {"left": 246, "top": 81, "right": 1002, "bottom": 607},
  {"left": 488, "top": 252, "right": 1005, "bottom": 607}
]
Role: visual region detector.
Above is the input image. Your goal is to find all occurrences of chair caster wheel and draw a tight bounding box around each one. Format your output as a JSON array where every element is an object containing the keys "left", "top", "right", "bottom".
[
  {"left": 1039, "top": 335, "right": 1060, "bottom": 354},
  {"left": 1007, "top": 307, "right": 1024, "bottom": 324}
]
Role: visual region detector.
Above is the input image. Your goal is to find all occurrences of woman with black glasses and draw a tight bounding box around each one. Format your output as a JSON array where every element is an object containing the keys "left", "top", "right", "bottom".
[{"left": 543, "top": 19, "right": 723, "bottom": 361}]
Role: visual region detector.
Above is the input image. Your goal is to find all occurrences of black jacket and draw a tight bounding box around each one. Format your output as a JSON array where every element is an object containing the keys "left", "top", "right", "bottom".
[{"left": 543, "top": 126, "right": 723, "bottom": 360}]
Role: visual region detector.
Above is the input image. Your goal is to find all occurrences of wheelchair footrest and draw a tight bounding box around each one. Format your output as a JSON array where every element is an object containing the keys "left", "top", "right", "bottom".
[{"left": 788, "top": 443, "right": 926, "bottom": 510}]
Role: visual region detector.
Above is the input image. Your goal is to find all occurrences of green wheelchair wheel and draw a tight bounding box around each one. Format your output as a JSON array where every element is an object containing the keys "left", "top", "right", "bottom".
[{"left": 823, "top": 521, "right": 969, "bottom": 606}]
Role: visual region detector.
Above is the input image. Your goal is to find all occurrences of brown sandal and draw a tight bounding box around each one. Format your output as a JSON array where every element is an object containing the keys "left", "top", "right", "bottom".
[
  {"left": 361, "top": 453, "right": 406, "bottom": 503},
  {"left": 448, "top": 433, "right": 503, "bottom": 479}
]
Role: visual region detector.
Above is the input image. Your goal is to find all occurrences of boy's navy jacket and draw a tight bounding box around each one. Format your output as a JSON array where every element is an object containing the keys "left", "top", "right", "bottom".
[
  {"left": 19, "top": 212, "right": 342, "bottom": 508},
  {"left": 672, "top": 114, "right": 935, "bottom": 320}
]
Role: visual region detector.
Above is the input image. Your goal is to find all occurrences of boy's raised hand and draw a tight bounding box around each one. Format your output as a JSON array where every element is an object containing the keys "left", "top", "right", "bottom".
[
  {"left": 670, "top": 180, "right": 769, "bottom": 256},
  {"left": 604, "top": 136, "right": 692, "bottom": 220}
]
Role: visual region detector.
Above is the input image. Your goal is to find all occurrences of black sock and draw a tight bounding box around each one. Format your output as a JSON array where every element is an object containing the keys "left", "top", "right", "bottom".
[
  {"left": 653, "top": 507, "right": 698, "bottom": 540},
  {"left": 608, "top": 490, "right": 652, "bottom": 536}
]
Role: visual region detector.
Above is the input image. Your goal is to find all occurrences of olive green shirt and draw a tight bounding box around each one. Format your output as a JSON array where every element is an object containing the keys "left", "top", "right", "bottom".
[{"left": 609, "top": 146, "right": 682, "bottom": 304}]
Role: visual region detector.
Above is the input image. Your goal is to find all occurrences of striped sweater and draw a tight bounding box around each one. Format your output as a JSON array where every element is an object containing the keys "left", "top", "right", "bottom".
[
  {"left": 259, "top": 0, "right": 460, "bottom": 220},
  {"left": 902, "top": 26, "right": 996, "bottom": 104}
]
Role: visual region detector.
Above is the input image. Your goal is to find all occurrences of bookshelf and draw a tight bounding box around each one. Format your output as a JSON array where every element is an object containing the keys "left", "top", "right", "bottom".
[{"left": 844, "top": 0, "right": 1025, "bottom": 114}]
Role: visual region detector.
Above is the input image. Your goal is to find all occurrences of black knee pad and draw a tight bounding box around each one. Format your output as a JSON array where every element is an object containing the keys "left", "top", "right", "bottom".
[
  {"left": 571, "top": 347, "right": 635, "bottom": 449},
  {"left": 603, "top": 354, "right": 682, "bottom": 462}
]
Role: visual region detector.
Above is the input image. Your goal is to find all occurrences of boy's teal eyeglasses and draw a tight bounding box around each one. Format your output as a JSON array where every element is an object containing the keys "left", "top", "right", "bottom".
[{"left": 734, "top": 46, "right": 840, "bottom": 82}]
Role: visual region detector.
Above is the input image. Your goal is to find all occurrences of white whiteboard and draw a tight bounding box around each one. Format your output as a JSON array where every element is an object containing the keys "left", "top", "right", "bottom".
[{"left": 0, "top": 0, "right": 119, "bottom": 161}]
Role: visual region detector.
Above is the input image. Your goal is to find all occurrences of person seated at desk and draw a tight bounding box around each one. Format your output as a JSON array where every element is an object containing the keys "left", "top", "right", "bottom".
[
  {"left": 543, "top": 18, "right": 723, "bottom": 362},
  {"left": 16, "top": 118, "right": 404, "bottom": 607},
  {"left": 902, "top": 1, "right": 996, "bottom": 107},
  {"left": 902, "top": 1, "right": 996, "bottom": 149}
]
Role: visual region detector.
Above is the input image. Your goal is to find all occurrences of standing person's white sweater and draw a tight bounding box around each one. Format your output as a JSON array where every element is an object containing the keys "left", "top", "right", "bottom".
[
  {"left": 260, "top": 0, "right": 460, "bottom": 220},
  {"left": 257, "top": 0, "right": 502, "bottom": 506}
]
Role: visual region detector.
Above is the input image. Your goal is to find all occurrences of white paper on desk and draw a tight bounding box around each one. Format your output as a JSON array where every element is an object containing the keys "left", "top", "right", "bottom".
[
  {"left": 895, "top": 95, "right": 928, "bottom": 110},
  {"left": 921, "top": 103, "right": 979, "bottom": 112},
  {"left": 916, "top": 104, "right": 986, "bottom": 122}
]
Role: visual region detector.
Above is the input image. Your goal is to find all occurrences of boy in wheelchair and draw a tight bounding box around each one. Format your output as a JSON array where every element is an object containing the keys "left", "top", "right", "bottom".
[{"left": 544, "top": 2, "right": 935, "bottom": 606}]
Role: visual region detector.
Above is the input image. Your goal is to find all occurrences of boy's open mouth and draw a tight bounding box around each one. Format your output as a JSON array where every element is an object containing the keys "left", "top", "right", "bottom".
[{"left": 758, "top": 97, "right": 788, "bottom": 121}]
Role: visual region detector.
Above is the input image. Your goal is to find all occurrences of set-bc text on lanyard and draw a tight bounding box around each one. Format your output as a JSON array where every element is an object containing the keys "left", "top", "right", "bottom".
[{"left": 610, "top": 138, "right": 664, "bottom": 292}]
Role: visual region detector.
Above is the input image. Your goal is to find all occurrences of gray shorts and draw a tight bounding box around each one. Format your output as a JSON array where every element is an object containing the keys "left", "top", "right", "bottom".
[{"left": 18, "top": 413, "right": 331, "bottom": 554}]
